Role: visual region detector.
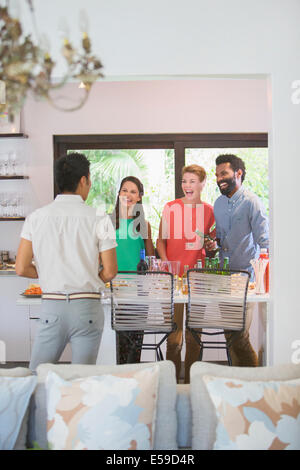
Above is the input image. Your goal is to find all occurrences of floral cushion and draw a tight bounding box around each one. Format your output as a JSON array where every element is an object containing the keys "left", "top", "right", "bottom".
[
  {"left": 203, "top": 375, "right": 300, "bottom": 450},
  {"left": 45, "top": 366, "right": 159, "bottom": 450}
]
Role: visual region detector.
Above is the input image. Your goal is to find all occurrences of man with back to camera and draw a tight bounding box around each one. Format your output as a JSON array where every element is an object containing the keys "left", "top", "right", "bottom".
[
  {"left": 206, "top": 153, "right": 269, "bottom": 366},
  {"left": 16, "top": 152, "right": 118, "bottom": 370}
]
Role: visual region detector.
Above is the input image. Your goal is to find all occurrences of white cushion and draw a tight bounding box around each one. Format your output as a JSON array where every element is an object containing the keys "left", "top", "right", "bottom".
[
  {"left": 176, "top": 384, "right": 192, "bottom": 449},
  {"left": 203, "top": 374, "right": 300, "bottom": 450},
  {"left": 45, "top": 367, "right": 159, "bottom": 450},
  {"left": 29, "top": 361, "right": 178, "bottom": 450},
  {"left": 0, "top": 368, "right": 36, "bottom": 450},
  {"left": 190, "top": 361, "right": 300, "bottom": 450}
]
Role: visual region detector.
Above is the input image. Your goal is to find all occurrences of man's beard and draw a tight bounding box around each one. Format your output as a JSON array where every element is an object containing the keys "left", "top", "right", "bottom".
[{"left": 217, "top": 177, "right": 237, "bottom": 196}]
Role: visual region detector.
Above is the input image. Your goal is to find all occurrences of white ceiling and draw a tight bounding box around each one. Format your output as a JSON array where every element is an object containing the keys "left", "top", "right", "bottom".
[{"left": 17, "top": 0, "right": 300, "bottom": 80}]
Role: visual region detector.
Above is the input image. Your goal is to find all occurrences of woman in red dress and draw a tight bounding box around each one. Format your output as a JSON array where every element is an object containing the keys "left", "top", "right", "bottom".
[{"left": 156, "top": 164, "right": 216, "bottom": 383}]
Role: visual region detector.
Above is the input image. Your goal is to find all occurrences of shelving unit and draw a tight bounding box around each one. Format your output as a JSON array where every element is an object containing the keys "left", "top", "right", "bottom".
[
  {"left": 0, "top": 133, "right": 29, "bottom": 221},
  {"left": 0, "top": 176, "right": 29, "bottom": 180},
  {"left": 0, "top": 217, "right": 25, "bottom": 221},
  {"left": 0, "top": 133, "right": 28, "bottom": 139}
]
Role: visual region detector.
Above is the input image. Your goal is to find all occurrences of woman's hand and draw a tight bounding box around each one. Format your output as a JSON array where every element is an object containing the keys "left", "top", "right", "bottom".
[{"left": 204, "top": 239, "right": 218, "bottom": 252}]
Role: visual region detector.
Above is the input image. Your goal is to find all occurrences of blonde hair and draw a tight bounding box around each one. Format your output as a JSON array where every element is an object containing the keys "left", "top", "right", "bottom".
[{"left": 181, "top": 164, "right": 206, "bottom": 182}]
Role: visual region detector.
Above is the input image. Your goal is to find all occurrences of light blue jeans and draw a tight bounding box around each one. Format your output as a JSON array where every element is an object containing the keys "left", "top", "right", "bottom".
[{"left": 29, "top": 299, "right": 104, "bottom": 371}]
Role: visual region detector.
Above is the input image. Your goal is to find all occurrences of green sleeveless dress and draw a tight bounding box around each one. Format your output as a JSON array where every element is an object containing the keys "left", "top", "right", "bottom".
[
  {"left": 116, "top": 218, "right": 145, "bottom": 271},
  {"left": 115, "top": 218, "right": 145, "bottom": 364}
]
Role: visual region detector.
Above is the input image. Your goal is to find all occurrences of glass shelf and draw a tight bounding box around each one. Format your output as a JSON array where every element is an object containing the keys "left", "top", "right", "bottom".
[
  {"left": 0, "top": 217, "right": 25, "bottom": 221},
  {"left": 0, "top": 176, "right": 29, "bottom": 180},
  {"left": 0, "top": 133, "right": 28, "bottom": 138}
]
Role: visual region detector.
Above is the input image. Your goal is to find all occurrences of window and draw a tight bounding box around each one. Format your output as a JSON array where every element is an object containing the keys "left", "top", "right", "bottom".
[
  {"left": 54, "top": 133, "right": 268, "bottom": 241},
  {"left": 69, "top": 148, "right": 174, "bottom": 241},
  {"left": 185, "top": 147, "right": 269, "bottom": 213}
]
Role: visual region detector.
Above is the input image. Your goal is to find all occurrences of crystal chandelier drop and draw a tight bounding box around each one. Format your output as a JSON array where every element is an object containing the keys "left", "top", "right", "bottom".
[{"left": 0, "top": 0, "right": 103, "bottom": 122}]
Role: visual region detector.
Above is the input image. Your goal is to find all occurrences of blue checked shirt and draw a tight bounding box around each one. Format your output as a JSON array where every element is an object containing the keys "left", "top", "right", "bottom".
[{"left": 214, "top": 186, "right": 269, "bottom": 278}]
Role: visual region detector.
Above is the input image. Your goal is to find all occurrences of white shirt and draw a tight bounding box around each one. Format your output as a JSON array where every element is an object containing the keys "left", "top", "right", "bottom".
[{"left": 21, "top": 195, "right": 117, "bottom": 293}]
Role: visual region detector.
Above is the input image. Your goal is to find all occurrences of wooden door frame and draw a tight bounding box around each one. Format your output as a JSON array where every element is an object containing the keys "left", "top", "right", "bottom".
[{"left": 53, "top": 133, "right": 268, "bottom": 197}]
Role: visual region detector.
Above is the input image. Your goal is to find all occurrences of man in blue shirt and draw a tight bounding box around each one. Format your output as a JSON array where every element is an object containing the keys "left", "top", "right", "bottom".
[
  {"left": 214, "top": 154, "right": 269, "bottom": 276},
  {"left": 206, "top": 154, "right": 269, "bottom": 367}
]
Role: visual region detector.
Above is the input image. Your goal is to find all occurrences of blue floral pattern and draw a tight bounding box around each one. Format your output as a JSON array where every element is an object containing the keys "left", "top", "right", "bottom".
[
  {"left": 203, "top": 375, "right": 300, "bottom": 450},
  {"left": 46, "top": 367, "right": 159, "bottom": 450}
]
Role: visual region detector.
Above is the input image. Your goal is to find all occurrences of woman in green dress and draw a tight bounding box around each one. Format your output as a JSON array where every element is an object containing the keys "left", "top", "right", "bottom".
[{"left": 112, "top": 176, "right": 155, "bottom": 363}]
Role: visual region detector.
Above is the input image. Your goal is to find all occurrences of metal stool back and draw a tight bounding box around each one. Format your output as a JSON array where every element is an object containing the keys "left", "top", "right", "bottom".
[
  {"left": 186, "top": 268, "right": 250, "bottom": 365},
  {"left": 111, "top": 271, "right": 175, "bottom": 361}
]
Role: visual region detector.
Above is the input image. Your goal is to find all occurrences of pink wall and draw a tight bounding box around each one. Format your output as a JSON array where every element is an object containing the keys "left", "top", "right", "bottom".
[{"left": 22, "top": 78, "right": 268, "bottom": 207}]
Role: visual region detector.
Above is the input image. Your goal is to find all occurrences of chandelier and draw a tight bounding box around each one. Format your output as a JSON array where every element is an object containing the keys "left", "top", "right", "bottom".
[{"left": 0, "top": 0, "right": 103, "bottom": 122}]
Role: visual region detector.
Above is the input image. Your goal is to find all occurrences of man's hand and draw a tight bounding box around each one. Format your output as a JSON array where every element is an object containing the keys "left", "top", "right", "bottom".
[
  {"left": 15, "top": 238, "right": 38, "bottom": 278},
  {"left": 99, "top": 247, "right": 118, "bottom": 283}
]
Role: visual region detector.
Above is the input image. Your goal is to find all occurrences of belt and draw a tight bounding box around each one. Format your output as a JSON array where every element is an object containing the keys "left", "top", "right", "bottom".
[{"left": 42, "top": 292, "right": 102, "bottom": 301}]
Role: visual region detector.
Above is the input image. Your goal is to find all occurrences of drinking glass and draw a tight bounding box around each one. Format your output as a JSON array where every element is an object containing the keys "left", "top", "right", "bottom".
[
  {"left": 0, "top": 156, "right": 4, "bottom": 176},
  {"left": 161, "top": 261, "right": 170, "bottom": 272},
  {"left": 0, "top": 193, "right": 3, "bottom": 216},
  {"left": 16, "top": 193, "right": 24, "bottom": 217},
  {"left": 9, "top": 151, "right": 17, "bottom": 176},
  {"left": 3, "top": 154, "right": 9, "bottom": 176},
  {"left": 168, "top": 261, "right": 181, "bottom": 291},
  {"left": 0, "top": 192, "right": 9, "bottom": 217},
  {"left": 152, "top": 258, "right": 162, "bottom": 271},
  {"left": 10, "top": 192, "right": 18, "bottom": 217}
]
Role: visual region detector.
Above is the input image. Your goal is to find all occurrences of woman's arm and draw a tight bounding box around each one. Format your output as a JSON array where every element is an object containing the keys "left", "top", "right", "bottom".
[
  {"left": 156, "top": 219, "right": 168, "bottom": 261},
  {"left": 144, "top": 221, "right": 155, "bottom": 256}
]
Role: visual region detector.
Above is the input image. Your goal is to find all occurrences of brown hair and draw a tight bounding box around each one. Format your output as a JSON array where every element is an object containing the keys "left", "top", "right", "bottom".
[
  {"left": 111, "top": 176, "right": 147, "bottom": 238},
  {"left": 181, "top": 164, "right": 206, "bottom": 182}
]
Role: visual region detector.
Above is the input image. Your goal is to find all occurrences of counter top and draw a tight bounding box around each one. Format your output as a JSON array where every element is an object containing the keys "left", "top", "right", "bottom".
[
  {"left": 0, "top": 269, "right": 17, "bottom": 276},
  {"left": 17, "top": 291, "right": 269, "bottom": 306}
]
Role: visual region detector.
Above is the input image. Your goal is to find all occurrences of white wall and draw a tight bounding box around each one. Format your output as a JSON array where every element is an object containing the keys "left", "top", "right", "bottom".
[
  {"left": 15, "top": 0, "right": 300, "bottom": 365},
  {"left": 22, "top": 78, "right": 268, "bottom": 207}
]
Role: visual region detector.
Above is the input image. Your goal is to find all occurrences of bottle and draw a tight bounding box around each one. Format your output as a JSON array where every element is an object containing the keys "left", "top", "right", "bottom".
[
  {"left": 204, "top": 257, "right": 210, "bottom": 269},
  {"left": 215, "top": 255, "right": 220, "bottom": 273},
  {"left": 137, "top": 249, "right": 148, "bottom": 272},
  {"left": 181, "top": 265, "right": 189, "bottom": 295},
  {"left": 182, "top": 265, "right": 189, "bottom": 277},
  {"left": 197, "top": 259, "right": 202, "bottom": 269},
  {"left": 222, "top": 257, "right": 229, "bottom": 275},
  {"left": 259, "top": 248, "right": 269, "bottom": 293}
]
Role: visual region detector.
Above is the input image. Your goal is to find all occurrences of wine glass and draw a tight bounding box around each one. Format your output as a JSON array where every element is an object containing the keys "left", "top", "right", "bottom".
[
  {"left": 3, "top": 154, "right": 9, "bottom": 176},
  {"left": 0, "top": 192, "right": 9, "bottom": 217},
  {"left": 10, "top": 192, "right": 19, "bottom": 217},
  {"left": 9, "top": 151, "right": 17, "bottom": 176},
  {"left": 0, "top": 156, "right": 4, "bottom": 176},
  {"left": 16, "top": 193, "right": 24, "bottom": 217}
]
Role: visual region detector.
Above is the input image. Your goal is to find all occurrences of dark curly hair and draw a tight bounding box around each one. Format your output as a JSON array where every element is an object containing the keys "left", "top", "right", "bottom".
[{"left": 215, "top": 154, "right": 246, "bottom": 182}]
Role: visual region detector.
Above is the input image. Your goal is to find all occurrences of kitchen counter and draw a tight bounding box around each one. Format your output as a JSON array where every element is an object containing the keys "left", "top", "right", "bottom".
[
  {"left": 0, "top": 269, "right": 17, "bottom": 276},
  {"left": 16, "top": 291, "right": 270, "bottom": 305}
]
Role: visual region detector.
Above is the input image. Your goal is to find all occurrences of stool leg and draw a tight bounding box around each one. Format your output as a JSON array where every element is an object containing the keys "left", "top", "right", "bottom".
[{"left": 226, "top": 347, "right": 232, "bottom": 366}]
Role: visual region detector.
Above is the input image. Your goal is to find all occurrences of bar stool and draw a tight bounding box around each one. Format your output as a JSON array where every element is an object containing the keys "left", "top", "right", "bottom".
[
  {"left": 186, "top": 268, "right": 250, "bottom": 365},
  {"left": 110, "top": 271, "right": 176, "bottom": 362}
]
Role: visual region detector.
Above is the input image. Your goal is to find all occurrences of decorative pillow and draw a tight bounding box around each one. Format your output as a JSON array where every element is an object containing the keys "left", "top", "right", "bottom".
[
  {"left": 45, "top": 366, "right": 159, "bottom": 450},
  {"left": 0, "top": 375, "right": 37, "bottom": 450},
  {"left": 32, "top": 361, "right": 177, "bottom": 450},
  {"left": 203, "top": 375, "right": 300, "bottom": 450}
]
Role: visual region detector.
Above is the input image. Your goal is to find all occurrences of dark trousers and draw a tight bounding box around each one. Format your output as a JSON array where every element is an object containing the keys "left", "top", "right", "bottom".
[
  {"left": 116, "top": 331, "right": 144, "bottom": 364},
  {"left": 166, "top": 303, "right": 258, "bottom": 384}
]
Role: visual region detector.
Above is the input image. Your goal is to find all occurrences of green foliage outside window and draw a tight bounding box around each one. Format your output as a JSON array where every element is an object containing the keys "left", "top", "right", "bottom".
[{"left": 70, "top": 147, "right": 268, "bottom": 244}]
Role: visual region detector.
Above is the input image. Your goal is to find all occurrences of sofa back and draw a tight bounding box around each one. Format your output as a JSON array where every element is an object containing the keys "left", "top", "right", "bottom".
[{"left": 28, "top": 361, "right": 178, "bottom": 450}]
